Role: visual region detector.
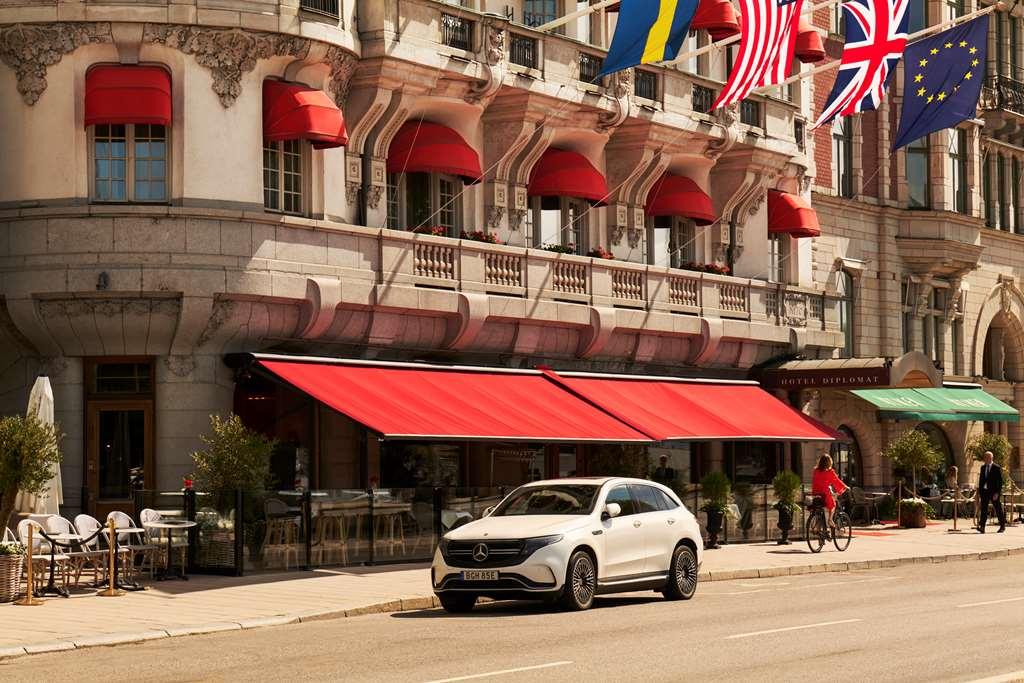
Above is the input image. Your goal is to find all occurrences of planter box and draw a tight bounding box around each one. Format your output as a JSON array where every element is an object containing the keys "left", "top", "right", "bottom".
[
  {"left": 0, "top": 554, "right": 24, "bottom": 603},
  {"left": 899, "top": 505, "right": 928, "bottom": 528}
]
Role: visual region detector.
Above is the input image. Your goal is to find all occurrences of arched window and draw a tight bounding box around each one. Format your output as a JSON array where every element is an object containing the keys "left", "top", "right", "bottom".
[
  {"left": 830, "top": 425, "right": 861, "bottom": 488},
  {"left": 982, "top": 313, "right": 1024, "bottom": 382},
  {"left": 836, "top": 270, "right": 855, "bottom": 358}
]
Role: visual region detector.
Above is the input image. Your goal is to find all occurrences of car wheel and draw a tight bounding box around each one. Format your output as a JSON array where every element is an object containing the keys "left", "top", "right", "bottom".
[
  {"left": 662, "top": 544, "right": 698, "bottom": 601},
  {"left": 438, "top": 593, "right": 477, "bottom": 613},
  {"left": 559, "top": 550, "right": 597, "bottom": 611}
]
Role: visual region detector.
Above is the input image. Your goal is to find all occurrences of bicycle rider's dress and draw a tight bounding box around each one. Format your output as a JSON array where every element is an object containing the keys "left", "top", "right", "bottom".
[{"left": 811, "top": 468, "right": 847, "bottom": 511}]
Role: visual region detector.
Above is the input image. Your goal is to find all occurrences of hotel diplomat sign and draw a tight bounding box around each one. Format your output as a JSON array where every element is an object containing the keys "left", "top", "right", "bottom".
[{"left": 761, "top": 366, "right": 891, "bottom": 390}]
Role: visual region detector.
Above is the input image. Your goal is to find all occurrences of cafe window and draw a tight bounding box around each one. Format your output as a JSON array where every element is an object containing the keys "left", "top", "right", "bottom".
[
  {"left": 830, "top": 425, "right": 861, "bottom": 488},
  {"left": 725, "top": 442, "right": 783, "bottom": 485},
  {"left": 381, "top": 442, "right": 463, "bottom": 488}
]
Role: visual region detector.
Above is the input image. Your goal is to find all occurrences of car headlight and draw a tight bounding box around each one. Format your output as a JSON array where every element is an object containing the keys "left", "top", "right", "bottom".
[
  {"left": 438, "top": 536, "right": 451, "bottom": 555},
  {"left": 522, "top": 534, "right": 563, "bottom": 554}
]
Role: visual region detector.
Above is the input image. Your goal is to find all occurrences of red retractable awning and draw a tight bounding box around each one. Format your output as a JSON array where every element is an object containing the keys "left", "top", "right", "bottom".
[
  {"left": 545, "top": 371, "right": 840, "bottom": 442},
  {"left": 795, "top": 18, "right": 826, "bottom": 63},
  {"left": 645, "top": 174, "right": 716, "bottom": 225},
  {"left": 768, "top": 190, "right": 821, "bottom": 238},
  {"left": 528, "top": 148, "right": 609, "bottom": 206},
  {"left": 263, "top": 80, "right": 348, "bottom": 149},
  {"left": 387, "top": 121, "right": 483, "bottom": 184},
  {"left": 257, "top": 359, "right": 651, "bottom": 442},
  {"left": 84, "top": 65, "right": 171, "bottom": 128},
  {"left": 692, "top": 0, "right": 741, "bottom": 41}
]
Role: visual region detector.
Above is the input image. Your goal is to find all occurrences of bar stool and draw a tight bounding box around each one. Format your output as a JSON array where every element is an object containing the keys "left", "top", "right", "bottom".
[
  {"left": 262, "top": 499, "right": 299, "bottom": 570},
  {"left": 312, "top": 513, "right": 348, "bottom": 566}
]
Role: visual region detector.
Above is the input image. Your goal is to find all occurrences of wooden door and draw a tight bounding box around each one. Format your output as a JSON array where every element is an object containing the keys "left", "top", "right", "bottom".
[{"left": 86, "top": 400, "right": 154, "bottom": 519}]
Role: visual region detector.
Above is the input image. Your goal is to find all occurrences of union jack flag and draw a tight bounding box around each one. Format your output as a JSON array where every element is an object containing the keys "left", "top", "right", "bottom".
[
  {"left": 712, "top": 0, "right": 804, "bottom": 110},
  {"left": 812, "top": 0, "right": 910, "bottom": 129}
]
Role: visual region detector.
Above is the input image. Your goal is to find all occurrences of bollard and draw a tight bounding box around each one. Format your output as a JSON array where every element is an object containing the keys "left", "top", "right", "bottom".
[
  {"left": 98, "top": 519, "right": 124, "bottom": 597},
  {"left": 15, "top": 523, "right": 42, "bottom": 606}
]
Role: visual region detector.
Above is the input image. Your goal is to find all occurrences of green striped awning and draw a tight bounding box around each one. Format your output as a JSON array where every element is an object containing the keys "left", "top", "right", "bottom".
[{"left": 851, "top": 387, "right": 1019, "bottom": 422}]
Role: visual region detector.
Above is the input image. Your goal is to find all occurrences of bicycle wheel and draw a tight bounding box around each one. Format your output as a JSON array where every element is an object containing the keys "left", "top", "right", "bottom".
[
  {"left": 833, "top": 512, "right": 853, "bottom": 551},
  {"left": 806, "top": 512, "right": 825, "bottom": 553}
]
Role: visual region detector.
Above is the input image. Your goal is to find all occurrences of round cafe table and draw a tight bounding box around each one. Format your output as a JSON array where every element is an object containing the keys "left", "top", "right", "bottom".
[{"left": 143, "top": 520, "right": 197, "bottom": 581}]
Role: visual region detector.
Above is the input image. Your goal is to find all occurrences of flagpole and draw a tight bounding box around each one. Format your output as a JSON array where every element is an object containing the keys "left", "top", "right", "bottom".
[
  {"left": 752, "top": 1, "right": 1005, "bottom": 93},
  {"left": 535, "top": 0, "right": 620, "bottom": 33},
  {"left": 664, "top": 0, "right": 843, "bottom": 67}
]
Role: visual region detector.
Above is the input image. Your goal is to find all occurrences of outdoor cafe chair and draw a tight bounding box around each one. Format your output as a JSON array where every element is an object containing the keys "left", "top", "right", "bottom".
[
  {"left": 75, "top": 514, "right": 130, "bottom": 585},
  {"left": 107, "top": 511, "right": 160, "bottom": 580},
  {"left": 17, "top": 519, "right": 70, "bottom": 592},
  {"left": 46, "top": 515, "right": 107, "bottom": 587}
]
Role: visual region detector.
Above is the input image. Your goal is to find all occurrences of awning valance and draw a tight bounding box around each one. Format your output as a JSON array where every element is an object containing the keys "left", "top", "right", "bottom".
[
  {"left": 795, "top": 18, "right": 826, "bottom": 63},
  {"left": 851, "top": 388, "right": 1019, "bottom": 422},
  {"left": 262, "top": 80, "right": 348, "bottom": 149},
  {"left": 645, "top": 174, "right": 716, "bottom": 225},
  {"left": 256, "top": 358, "right": 650, "bottom": 442},
  {"left": 387, "top": 121, "right": 483, "bottom": 184},
  {"left": 545, "top": 371, "right": 841, "bottom": 442},
  {"left": 768, "top": 190, "right": 821, "bottom": 238},
  {"left": 528, "top": 148, "right": 610, "bottom": 206},
  {"left": 84, "top": 65, "right": 171, "bottom": 128},
  {"left": 692, "top": 0, "right": 741, "bottom": 41}
]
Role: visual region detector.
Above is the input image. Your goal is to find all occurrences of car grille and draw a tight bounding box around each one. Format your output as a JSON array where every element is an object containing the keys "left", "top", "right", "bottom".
[
  {"left": 442, "top": 540, "right": 526, "bottom": 568},
  {"left": 436, "top": 573, "right": 556, "bottom": 591}
]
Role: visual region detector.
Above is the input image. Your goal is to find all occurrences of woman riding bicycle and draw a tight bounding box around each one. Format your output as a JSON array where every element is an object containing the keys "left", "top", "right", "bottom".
[{"left": 812, "top": 454, "right": 848, "bottom": 528}]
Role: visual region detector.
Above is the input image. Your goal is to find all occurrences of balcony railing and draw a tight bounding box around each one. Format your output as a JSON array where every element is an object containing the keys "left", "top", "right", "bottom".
[
  {"left": 982, "top": 73, "right": 1024, "bottom": 117},
  {"left": 635, "top": 70, "right": 658, "bottom": 100},
  {"left": 441, "top": 13, "right": 474, "bottom": 51},
  {"left": 509, "top": 33, "right": 538, "bottom": 69},
  {"left": 693, "top": 84, "right": 715, "bottom": 114},
  {"left": 299, "top": 0, "right": 339, "bottom": 18},
  {"left": 579, "top": 52, "right": 604, "bottom": 84}
]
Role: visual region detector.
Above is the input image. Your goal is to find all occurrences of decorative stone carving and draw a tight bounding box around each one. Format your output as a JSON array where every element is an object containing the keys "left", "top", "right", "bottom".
[
  {"left": 627, "top": 227, "right": 642, "bottom": 250},
  {"left": 610, "top": 224, "right": 626, "bottom": 246},
  {"left": 143, "top": 25, "right": 310, "bottom": 107},
  {"left": 509, "top": 208, "right": 528, "bottom": 232},
  {"left": 703, "top": 103, "right": 739, "bottom": 160},
  {"left": 486, "top": 205, "right": 505, "bottom": 230},
  {"left": 1000, "top": 281, "right": 1013, "bottom": 316},
  {"left": 164, "top": 355, "right": 196, "bottom": 378},
  {"left": 466, "top": 17, "right": 506, "bottom": 104},
  {"left": 345, "top": 180, "right": 361, "bottom": 206},
  {"left": 598, "top": 69, "right": 632, "bottom": 133},
  {"left": 324, "top": 46, "right": 358, "bottom": 109},
  {"left": 39, "top": 356, "right": 68, "bottom": 380},
  {"left": 196, "top": 299, "right": 237, "bottom": 348},
  {"left": 0, "top": 23, "right": 112, "bottom": 105},
  {"left": 784, "top": 293, "right": 809, "bottom": 327},
  {"left": 365, "top": 184, "right": 384, "bottom": 210},
  {"left": 913, "top": 278, "right": 934, "bottom": 317}
]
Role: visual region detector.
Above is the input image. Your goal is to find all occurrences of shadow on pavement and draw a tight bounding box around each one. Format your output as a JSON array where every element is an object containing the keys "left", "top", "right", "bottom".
[{"left": 392, "top": 595, "right": 664, "bottom": 619}]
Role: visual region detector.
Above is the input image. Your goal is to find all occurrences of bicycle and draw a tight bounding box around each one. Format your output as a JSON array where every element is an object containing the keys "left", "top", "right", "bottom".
[{"left": 805, "top": 487, "right": 852, "bottom": 553}]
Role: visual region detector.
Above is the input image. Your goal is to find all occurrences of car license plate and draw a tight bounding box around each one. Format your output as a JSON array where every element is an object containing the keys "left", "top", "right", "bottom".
[{"left": 461, "top": 570, "right": 498, "bottom": 581}]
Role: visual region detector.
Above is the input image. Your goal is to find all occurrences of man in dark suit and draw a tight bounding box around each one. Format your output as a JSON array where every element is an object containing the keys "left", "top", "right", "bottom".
[{"left": 978, "top": 450, "right": 1006, "bottom": 533}]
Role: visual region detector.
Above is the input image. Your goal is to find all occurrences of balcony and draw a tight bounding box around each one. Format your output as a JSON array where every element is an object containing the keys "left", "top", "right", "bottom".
[
  {"left": 300, "top": 0, "right": 339, "bottom": 19},
  {"left": 441, "top": 12, "right": 474, "bottom": 51},
  {"left": 981, "top": 67, "right": 1024, "bottom": 142}
]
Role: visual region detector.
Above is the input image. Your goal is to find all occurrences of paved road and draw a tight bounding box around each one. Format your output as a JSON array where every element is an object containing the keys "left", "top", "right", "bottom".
[{"left": 6, "top": 557, "right": 1024, "bottom": 683}]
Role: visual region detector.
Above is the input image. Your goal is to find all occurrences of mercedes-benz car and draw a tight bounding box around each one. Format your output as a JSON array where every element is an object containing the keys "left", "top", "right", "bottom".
[{"left": 431, "top": 477, "right": 703, "bottom": 612}]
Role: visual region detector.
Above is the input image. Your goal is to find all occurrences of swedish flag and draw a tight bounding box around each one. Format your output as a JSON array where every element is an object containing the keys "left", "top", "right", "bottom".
[{"left": 599, "top": 0, "right": 699, "bottom": 77}]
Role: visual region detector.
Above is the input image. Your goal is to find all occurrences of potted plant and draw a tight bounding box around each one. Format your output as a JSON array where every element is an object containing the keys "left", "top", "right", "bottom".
[
  {"left": 772, "top": 470, "right": 802, "bottom": 545},
  {"left": 882, "top": 429, "right": 943, "bottom": 528},
  {"left": 541, "top": 243, "right": 576, "bottom": 254},
  {"left": 411, "top": 225, "right": 447, "bottom": 236},
  {"left": 966, "top": 431, "right": 1012, "bottom": 468},
  {"left": 699, "top": 471, "right": 731, "bottom": 549},
  {"left": 586, "top": 246, "right": 614, "bottom": 260},
  {"left": 460, "top": 229, "right": 500, "bottom": 244},
  {"left": 0, "top": 414, "right": 63, "bottom": 531},
  {"left": 0, "top": 542, "right": 24, "bottom": 603},
  {"left": 191, "top": 414, "right": 275, "bottom": 565}
]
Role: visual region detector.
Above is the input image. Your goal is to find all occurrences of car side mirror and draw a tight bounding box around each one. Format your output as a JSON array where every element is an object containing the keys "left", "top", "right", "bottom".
[
  {"left": 482, "top": 506, "right": 495, "bottom": 517},
  {"left": 602, "top": 502, "right": 622, "bottom": 521}
]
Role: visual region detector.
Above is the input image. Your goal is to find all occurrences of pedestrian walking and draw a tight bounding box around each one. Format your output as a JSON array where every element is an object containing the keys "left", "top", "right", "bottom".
[{"left": 977, "top": 450, "right": 1006, "bottom": 534}]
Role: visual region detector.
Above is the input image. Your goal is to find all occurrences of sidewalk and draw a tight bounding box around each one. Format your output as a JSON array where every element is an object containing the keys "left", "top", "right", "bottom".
[{"left": 2, "top": 520, "right": 1023, "bottom": 659}]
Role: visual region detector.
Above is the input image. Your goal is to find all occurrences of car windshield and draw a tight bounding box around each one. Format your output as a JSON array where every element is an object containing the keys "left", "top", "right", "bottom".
[{"left": 491, "top": 485, "right": 600, "bottom": 516}]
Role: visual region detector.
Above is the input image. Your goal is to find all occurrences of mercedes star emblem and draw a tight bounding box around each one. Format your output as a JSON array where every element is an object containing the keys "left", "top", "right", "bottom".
[{"left": 472, "top": 543, "right": 489, "bottom": 562}]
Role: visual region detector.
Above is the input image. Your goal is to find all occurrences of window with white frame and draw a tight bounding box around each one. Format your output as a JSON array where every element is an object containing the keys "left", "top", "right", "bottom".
[
  {"left": 832, "top": 117, "right": 854, "bottom": 198},
  {"left": 650, "top": 215, "right": 696, "bottom": 268},
  {"left": 263, "top": 139, "right": 304, "bottom": 215},
  {"left": 91, "top": 124, "right": 168, "bottom": 203},
  {"left": 768, "top": 234, "right": 787, "bottom": 283},
  {"left": 386, "top": 171, "right": 464, "bottom": 235},
  {"left": 949, "top": 129, "right": 968, "bottom": 215},
  {"left": 906, "top": 135, "right": 930, "bottom": 209},
  {"left": 836, "top": 270, "right": 855, "bottom": 358},
  {"left": 901, "top": 280, "right": 956, "bottom": 365},
  {"left": 532, "top": 196, "right": 588, "bottom": 255}
]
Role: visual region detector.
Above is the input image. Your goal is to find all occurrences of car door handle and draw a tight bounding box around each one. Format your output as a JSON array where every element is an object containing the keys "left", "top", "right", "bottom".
[
  {"left": 667, "top": 519, "right": 676, "bottom": 525},
  {"left": 633, "top": 520, "right": 642, "bottom": 528}
]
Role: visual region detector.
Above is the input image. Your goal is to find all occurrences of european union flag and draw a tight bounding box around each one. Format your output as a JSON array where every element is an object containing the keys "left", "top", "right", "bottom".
[
  {"left": 892, "top": 15, "right": 989, "bottom": 150},
  {"left": 599, "top": 0, "right": 698, "bottom": 77}
]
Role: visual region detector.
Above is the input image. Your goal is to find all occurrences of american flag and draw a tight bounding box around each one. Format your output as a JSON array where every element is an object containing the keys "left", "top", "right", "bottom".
[
  {"left": 712, "top": 0, "right": 805, "bottom": 110},
  {"left": 812, "top": 0, "right": 910, "bottom": 129}
]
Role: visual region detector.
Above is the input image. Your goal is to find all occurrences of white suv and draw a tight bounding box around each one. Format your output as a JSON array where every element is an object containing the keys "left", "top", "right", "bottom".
[{"left": 432, "top": 477, "right": 703, "bottom": 612}]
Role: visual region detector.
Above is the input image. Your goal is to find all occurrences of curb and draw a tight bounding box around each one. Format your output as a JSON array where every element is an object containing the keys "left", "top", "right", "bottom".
[{"left": 1, "top": 547, "right": 1020, "bottom": 662}]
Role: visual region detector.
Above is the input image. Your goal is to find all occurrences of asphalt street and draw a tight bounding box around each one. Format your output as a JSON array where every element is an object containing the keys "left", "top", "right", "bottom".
[{"left": 6, "top": 556, "right": 1024, "bottom": 682}]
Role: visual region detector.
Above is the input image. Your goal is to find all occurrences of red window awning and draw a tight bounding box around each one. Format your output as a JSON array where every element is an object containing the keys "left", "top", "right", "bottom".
[
  {"left": 692, "top": 0, "right": 741, "bottom": 41},
  {"left": 768, "top": 190, "right": 821, "bottom": 238},
  {"left": 528, "top": 148, "right": 609, "bottom": 206},
  {"left": 387, "top": 121, "right": 483, "bottom": 185},
  {"left": 645, "top": 174, "right": 716, "bottom": 225},
  {"left": 84, "top": 65, "right": 171, "bottom": 128},
  {"left": 256, "top": 358, "right": 651, "bottom": 443},
  {"left": 795, "top": 18, "right": 826, "bottom": 63},
  {"left": 262, "top": 80, "right": 348, "bottom": 149},
  {"left": 545, "top": 371, "right": 840, "bottom": 442}
]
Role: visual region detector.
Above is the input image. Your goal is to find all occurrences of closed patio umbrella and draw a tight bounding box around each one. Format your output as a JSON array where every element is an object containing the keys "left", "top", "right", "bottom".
[{"left": 14, "top": 376, "right": 61, "bottom": 515}]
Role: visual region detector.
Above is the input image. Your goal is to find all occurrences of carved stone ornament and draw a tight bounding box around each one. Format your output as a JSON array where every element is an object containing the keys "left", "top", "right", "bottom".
[
  {"left": 703, "top": 103, "right": 739, "bottom": 160},
  {"left": 1000, "top": 281, "right": 1013, "bottom": 316},
  {"left": 627, "top": 227, "right": 642, "bottom": 250},
  {"left": 365, "top": 184, "right": 384, "bottom": 210},
  {"left": 39, "top": 356, "right": 69, "bottom": 381},
  {"left": 164, "top": 355, "right": 196, "bottom": 378},
  {"left": 325, "top": 46, "right": 357, "bottom": 109},
  {"left": 466, "top": 18, "right": 506, "bottom": 104},
  {"left": 508, "top": 208, "right": 527, "bottom": 232},
  {"left": 598, "top": 69, "right": 632, "bottom": 133},
  {"left": 196, "top": 299, "right": 237, "bottom": 348},
  {"left": 610, "top": 224, "right": 626, "bottom": 246},
  {"left": 0, "top": 23, "right": 112, "bottom": 105},
  {"left": 784, "top": 293, "right": 809, "bottom": 327},
  {"left": 486, "top": 205, "right": 506, "bottom": 230},
  {"left": 143, "top": 25, "right": 310, "bottom": 107},
  {"left": 345, "top": 180, "right": 361, "bottom": 206}
]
